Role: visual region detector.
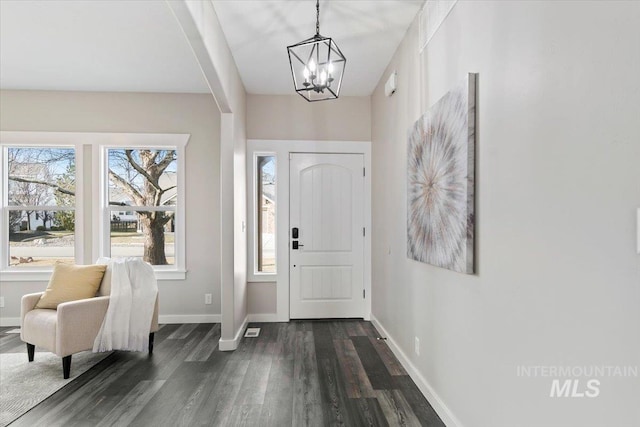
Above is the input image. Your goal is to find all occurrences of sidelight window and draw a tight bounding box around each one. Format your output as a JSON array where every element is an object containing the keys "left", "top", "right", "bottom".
[{"left": 256, "top": 155, "right": 276, "bottom": 274}]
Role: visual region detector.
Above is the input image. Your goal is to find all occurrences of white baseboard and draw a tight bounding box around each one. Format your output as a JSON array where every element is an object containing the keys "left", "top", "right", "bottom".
[
  {"left": 370, "top": 314, "right": 464, "bottom": 427},
  {"left": 158, "top": 314, "right": 221, "bottom": 324},
  {"left": 218, "top": 315, "right": 248, "bottom": 351},
  {"left": 0, "top": 317, "right": 20, "bottom": 327},
  {"left": 1, "top": 315, "right": 220, "bottom": 328},
  {"left": 247, "top": 313, "right": 280, "bottom": 323}
]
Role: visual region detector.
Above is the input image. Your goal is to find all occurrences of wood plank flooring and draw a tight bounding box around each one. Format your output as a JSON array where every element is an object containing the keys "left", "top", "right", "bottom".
[{"left": 1, "top": 321, "right": 444, "bottom": 426}]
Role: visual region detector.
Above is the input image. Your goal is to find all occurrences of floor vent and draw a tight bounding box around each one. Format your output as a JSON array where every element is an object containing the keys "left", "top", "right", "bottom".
[{"left": 244, "top": 327, "right": 260, "bottom": 338}]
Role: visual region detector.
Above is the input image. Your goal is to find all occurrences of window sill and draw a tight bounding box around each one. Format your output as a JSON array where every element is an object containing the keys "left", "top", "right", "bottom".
[
  {"left": 0, "top": 270, "right": 53, "bottom": 282},
  {"left": 247, "top": 274, "right": 277, "bottom": 283},
  {"left": 155, "top": 270, "right": 187, "bottom": 280},
  {"left": 0, "top": 269, "right": 187, "bottom": 282}
]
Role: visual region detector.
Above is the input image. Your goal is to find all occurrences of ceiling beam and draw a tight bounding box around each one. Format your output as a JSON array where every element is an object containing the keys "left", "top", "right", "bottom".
[{"left": 166, "top": 0, "right": 232, "bottom": 113}]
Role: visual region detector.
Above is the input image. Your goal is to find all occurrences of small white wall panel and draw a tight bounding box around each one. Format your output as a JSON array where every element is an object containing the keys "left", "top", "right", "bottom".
[
  {"left": 300, "top": 266, "right": 352, "bottom": 300},
  {"left": 419, "top": 0, "right": 458, "bottom": 52},
  {"left": 300, "top": 165, "right": 352, "bottom": 252}
]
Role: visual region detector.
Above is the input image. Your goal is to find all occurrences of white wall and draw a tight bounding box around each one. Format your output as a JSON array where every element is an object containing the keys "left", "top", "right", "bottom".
[
  {"left": 247, "top": 282, "right": 277, "bottom": 315},
  {"left": 232, "top": 95, "right": 247, "bottom": 339},
  {"left": 245, "top": 94, "right": 372, "bottom": 319},
  {"left": 247, "top": 94, "right": 371, "bottom": 141},
  {"left": 371, "top": 2, "right": 640, "bottom": 426},
  {"left": 172, "top": 0, "right": 249, "bottom": 348},
  {"left": 0, "top": 90, "right": 221, "bottom": 323}
]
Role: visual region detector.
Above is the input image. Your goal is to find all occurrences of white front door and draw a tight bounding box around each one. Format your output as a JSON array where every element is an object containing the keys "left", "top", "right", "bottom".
[{"left": 289, "top": 153, "right": 365, "bottom": 319}]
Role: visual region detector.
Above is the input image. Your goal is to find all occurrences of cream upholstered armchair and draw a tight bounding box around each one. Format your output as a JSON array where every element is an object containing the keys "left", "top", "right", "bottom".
[{"left": 20, "top": 264, "right": 159, "bottom": 379}]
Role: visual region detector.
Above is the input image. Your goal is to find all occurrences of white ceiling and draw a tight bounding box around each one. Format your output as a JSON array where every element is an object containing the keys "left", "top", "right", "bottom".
[
  {"left": 212, "top": 0, "right": 424, "bottom": 96},
  {"left": 0, "top": 0, "right": 210, "bottom": 93},
  {"left": 0, "top": 0, "right": 424, "bottom": 96}
]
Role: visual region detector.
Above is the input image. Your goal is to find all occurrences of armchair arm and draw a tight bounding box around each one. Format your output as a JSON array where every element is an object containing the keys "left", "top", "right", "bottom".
[
  {"left": 21, "top": 292, "right": 44, "bottom": 326},
  {"left": 56, "top": 296, "right": 110, "bottom": 356}
]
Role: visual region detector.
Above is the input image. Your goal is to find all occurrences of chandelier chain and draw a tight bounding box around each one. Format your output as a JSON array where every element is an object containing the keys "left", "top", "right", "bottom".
[{"left": 315, "top": 0, "right": 320, "bottom": 35}]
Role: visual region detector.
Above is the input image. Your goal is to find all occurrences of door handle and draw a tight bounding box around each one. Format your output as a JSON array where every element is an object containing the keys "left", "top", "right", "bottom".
[{"left": 292, "top": 241, "right": 304, "bottom": 250}]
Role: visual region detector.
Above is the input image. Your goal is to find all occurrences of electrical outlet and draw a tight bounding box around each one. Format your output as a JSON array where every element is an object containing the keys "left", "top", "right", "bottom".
[
  {"left": 414, "top": 337, "right": 420, "bottom": 356},
  {"left": 204, "top": 293, "right": 212, "bottom": 305},
  {"left": 0, "top": 297, "right": 4, "bottom": 308}
]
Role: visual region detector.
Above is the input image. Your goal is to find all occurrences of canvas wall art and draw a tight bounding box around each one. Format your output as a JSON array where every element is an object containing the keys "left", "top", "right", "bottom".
[{"left": 407, "top": 73, "right": 476, "bottom": 274}]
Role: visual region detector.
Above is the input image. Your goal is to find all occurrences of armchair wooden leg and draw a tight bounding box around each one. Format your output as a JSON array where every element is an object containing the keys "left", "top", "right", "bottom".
[
  {"left": 27, "top": 343, "right": 35, "bottom": 362},
  {"left": 62, "top": 355, "right": 72, "bottom": 379},
  {"left": 149, "top": 332, "right": 155, "bottom": 354}
]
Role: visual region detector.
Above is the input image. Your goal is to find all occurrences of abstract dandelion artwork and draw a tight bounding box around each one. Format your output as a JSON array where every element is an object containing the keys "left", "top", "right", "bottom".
[{"left": 407, "top": 73, "right": 476, "bottom": 274}]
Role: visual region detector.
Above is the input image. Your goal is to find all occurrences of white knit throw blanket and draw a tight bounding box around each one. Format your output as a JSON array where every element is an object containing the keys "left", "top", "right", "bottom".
[{"left": 93, "top": 258, "right": 158, "bottom": 353}]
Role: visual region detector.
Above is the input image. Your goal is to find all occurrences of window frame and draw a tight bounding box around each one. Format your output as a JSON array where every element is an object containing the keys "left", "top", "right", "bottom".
[
  {"left": 247, "top": 151, "right": 278, "bottom": 281},
  {"left": 98, "top": 143, "right": 186, "bottom": 278},
  {"left": 95, "top": 136, "right": 188, "bottom": 280},
  {"left": 0, "top": 137, "right": 84, "bottom": 281},
  {"left": 0, "top": 131, "right": 189, "bottom": 282}
]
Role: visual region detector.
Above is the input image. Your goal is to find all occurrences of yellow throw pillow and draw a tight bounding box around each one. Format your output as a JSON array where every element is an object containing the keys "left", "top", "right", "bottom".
[{"left": 35, "top": 264, "right": 107, "bottom": 309}]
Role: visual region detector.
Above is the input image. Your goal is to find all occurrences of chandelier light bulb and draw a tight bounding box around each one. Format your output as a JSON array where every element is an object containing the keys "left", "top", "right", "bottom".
[
  {"left": 308, "top": 59, "right": 316, "bottom": 73},
  {"left": 320, "top": 70, "right": 327, "bottom": 84}
]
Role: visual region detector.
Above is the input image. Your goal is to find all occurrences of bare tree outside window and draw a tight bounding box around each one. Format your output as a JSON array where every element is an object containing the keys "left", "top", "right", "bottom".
[
  {"left": 4, "top": 146, "right": 178, "bottom": 268},
  {"left": 108, "top": 149, "right": 177, "bottom": 266},
  {"left": 6, "top": 147, "right": 75, "bottom": 266}
]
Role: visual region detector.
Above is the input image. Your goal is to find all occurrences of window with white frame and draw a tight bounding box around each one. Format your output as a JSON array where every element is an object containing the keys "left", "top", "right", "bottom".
[
  {"left": 102, "top": 147, "right": 181, "bottom": 269},
  {"left": 255, "top": 155, "right": 276, "bottom": 274},
  {"left": 2, "top": 146, "right": 78, "bottom": 269},
  {"left": 1, "top": 132, "right": 188, "bottom": 281}
]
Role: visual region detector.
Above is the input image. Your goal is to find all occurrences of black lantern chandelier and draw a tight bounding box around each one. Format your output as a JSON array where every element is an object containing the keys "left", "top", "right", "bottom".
[{"left": 287, "top": 0, "right": 346, "bottom": 102}]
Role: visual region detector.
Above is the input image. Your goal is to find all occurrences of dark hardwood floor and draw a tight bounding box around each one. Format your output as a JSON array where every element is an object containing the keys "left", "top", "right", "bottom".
[{"left": 2, "top": 321, "right": 444, "bottom": 426}]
